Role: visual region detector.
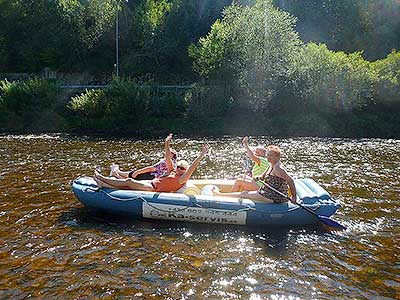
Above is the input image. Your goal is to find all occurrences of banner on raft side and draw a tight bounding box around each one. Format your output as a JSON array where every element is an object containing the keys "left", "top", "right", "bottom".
[{"left": 142, "top": 203, "right": 247, "bottom": 225}]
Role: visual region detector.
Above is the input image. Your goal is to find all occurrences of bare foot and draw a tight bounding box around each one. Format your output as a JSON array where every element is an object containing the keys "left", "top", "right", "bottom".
[{"left": 109, "top": 164, "right": 119, "bottom": 177}]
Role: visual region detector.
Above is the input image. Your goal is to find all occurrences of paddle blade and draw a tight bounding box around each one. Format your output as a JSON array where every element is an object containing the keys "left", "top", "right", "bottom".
[{"left": 319, "top": 216, "right": 347, "bottom": 230}]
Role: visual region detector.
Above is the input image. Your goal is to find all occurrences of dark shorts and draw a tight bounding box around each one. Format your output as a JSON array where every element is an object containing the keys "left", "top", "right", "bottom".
[
  {"left": 258, "top": 187, "right": 288, "bottom": 204},
  {"left": 129, "top": 172, "right": 155, "bottom": 180}
]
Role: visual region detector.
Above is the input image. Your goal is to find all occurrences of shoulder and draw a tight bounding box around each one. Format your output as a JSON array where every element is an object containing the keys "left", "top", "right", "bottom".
[{"left": 273, "top": 164, "right": 290, "bottom": 178}]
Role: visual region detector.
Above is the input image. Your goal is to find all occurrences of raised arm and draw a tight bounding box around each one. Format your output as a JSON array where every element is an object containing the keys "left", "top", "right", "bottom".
[
  {"left": 164, "top": 133, "right": 174, "bottom": 172},
  {"left": 179, "top": 145, "right": 209, "bottom": 185},
  {"left": 242, "top": 137, "right": 261, "bottom": 165}
]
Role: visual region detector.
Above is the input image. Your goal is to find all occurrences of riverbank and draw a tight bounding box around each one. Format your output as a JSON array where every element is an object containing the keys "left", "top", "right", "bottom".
[
  {"left": 1, "top": 2, "right": 399, "bottom": 140},
  {"left": 1, "top": 78, "right": 399, "bottom": 139},
  {"left": 1, "top": 111, "right": 398, "bottom": 139}
]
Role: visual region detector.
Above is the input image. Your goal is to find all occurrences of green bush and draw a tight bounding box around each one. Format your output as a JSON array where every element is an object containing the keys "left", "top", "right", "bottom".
[
  {"left": 370, "top": 51, "right": 400, "bottom": 106},
  {"left": 68, "top": 79, "right": 152, "bottom": 132},
  {"left": 148, "top": 92, "right": 186, "bottom": 119},
  {"left": 292, "top": 43, "right": 374, "bottom": 113},
  {"left": 0, "top": 78, "right": 61, "bottom": 131},
  {"left": 68, "top": 89, "right": 108, "bottom": 130}
]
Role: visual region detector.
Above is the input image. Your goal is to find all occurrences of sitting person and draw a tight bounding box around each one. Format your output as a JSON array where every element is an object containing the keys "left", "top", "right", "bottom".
[
  {"left": 213, "top": 145, "right": 297, "bottom": 203},
  {"left": 111, "top": 148, "right": 178, "bottom": 180},
  {"left": 94, "top": 134, "right": 209, "bottom": 193},
  {"left": 230, "top": 136, "right": 270, "bottom": 192}
]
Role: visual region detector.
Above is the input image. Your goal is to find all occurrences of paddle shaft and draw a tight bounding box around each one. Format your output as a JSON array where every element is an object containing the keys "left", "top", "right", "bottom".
[
  {"left": 259, "top": 179, "right": 347, "bottom": 230},
  {"left": 259, "top": 179, "right": 320, "bottom": 218}
]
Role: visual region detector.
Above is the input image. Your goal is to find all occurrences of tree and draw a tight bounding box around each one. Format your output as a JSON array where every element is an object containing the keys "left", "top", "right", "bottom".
[
  {"left": 121, "top": 0, "right": 232, "bottom": 82},
  {"left": 370, "top": 51, "right": 400, "bottom": 106},
  {"left": 190, "top": 0, "right": 303, "bottom": 110},
  {"left": 188, "top": 19, "right": 235, "bottom": 81},
  {"left": 292, "top": 43, "right": 374, "bottom": 112},
  {"left": 274, "top": 0, "right": 400, "bottom": 61},
  {"left": 0, "top": 0, "right": 116, "bottom": 73}
]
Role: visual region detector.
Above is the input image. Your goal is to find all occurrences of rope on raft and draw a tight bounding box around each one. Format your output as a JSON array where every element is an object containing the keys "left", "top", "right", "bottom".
[{"left": 83, "top": 186, "right": 317, "bottom": 214}]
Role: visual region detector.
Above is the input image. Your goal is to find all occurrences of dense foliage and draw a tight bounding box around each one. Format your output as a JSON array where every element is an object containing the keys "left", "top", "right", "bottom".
[
  {"left": 190, "top": 1, "right": 303, "bottom": 110},
  {"left": 1, "top": 0, "right": 399, "bottom": 77},
  {"left": 189, "top": 0, "right": 400, "bottom": 137},
  {"left": 292, "top": 44, "right": 374, "bottom": 112},
  {"left": 0, "top": 0, "right": 399, "bottom": 137},
  {"left": 0, "top": 78, "right": 62, "bottom": 131},
  {"left": 0, "top": 0, "right": 116, "bottom": 72},
  {"left": 68, "top": 79, "right": 186, "bottom": 134},
  {"left": 0, "top": 0, "right": 231, "bottom": 79},
  {"left": 273, "top": 0, "right": 400, "bottom": 61}
]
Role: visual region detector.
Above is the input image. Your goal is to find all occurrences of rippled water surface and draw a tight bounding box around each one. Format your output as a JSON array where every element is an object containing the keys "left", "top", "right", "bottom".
[{"left": 0, "top": 134, "right": 399, "bottom": 299}]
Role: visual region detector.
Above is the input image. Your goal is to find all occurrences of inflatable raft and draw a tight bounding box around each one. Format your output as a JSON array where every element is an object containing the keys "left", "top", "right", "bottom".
[{"left": 72, "top": 177, "right": 340, "bottom": 226}]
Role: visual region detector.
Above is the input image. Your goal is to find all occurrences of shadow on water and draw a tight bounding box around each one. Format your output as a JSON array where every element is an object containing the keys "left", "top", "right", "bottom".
[{"left": 58, "top": 207, "right": 329, "bottom": 256}]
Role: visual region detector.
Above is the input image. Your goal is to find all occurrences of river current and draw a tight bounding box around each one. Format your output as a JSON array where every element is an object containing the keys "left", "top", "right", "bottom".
[{"left": 0, "top": 134, "right": 399, "bottom": 299}]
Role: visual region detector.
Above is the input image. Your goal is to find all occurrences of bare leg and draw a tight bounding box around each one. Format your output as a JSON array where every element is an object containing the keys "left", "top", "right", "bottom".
[
  {"left": 94, "top": 176, "right": 119, "bottom": 189},
  {"left": 212, "top": 188, "right": 273, "bottom": 203},
  {"left": 114, "top": 169, "right": 129, "bottom": 179},
  {"left": 231, "top": 177, "right": 260, "bottom": 192},
  {"left": 94, "top": 170, "right": 154, "bottom": 191}
]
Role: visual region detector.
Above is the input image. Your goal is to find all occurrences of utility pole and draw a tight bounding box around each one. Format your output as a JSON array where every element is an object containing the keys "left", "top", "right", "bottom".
[{"left": 115, "top": 0, "right": 120, "bottom": 79}]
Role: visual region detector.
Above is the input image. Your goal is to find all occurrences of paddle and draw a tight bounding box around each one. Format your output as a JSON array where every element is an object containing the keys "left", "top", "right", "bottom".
[{"left": 259, "top": 179, "right": 347, "bottom": 230}]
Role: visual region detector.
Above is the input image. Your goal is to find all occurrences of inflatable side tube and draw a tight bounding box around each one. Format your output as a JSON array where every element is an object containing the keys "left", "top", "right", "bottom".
[
  {"left": 302, "top": 178, "right": 331, "bottom": 200},
  {"left": 75, "top": 176, "right": 98, "bottom": 187},
  {"left": 294, "top": 179, "right": 318, "bottom": 201}
]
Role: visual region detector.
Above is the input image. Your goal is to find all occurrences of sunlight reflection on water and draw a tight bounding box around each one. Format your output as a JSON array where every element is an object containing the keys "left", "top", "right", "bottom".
[{"left": 0, "top": 134, "right": 399, "bottom": 299}]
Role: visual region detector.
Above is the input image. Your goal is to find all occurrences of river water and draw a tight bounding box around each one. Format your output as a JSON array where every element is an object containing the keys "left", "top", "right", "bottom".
[{"left": 0, "top": 134, "right": 399, "bottom": 299}]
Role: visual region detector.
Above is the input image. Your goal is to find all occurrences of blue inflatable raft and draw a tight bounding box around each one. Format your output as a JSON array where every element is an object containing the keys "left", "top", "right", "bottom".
[{"left": 72, "top": 177, "right": 340, "bottom": 226}]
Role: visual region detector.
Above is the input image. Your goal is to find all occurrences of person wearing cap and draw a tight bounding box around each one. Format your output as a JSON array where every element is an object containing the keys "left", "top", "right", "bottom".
[{"left": 94, "top": 134, "right": 209, "bottom": 193}]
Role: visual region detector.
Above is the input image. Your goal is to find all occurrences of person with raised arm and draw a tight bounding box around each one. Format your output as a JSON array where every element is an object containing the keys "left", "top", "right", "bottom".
[
  {"left": 94, "top": 133, "right": 209, "bottom": 193},
  {"left": 110, "top": 148, "right": 178, "bottom": 180},
  {"left": 229, "top": 136, "right": 270, "bottom": 192},
  {"left": 213, "top": 145, "right": 297, "bottom": 204}
]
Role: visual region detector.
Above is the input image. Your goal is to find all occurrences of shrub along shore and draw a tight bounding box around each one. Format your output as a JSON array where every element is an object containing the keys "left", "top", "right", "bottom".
[
  {"left": 0, "top": 1, "right": 399, "bottom": 138},
  {"left": 0, "top": 73, "right": 398, "bottom": 138}
]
